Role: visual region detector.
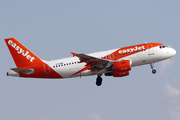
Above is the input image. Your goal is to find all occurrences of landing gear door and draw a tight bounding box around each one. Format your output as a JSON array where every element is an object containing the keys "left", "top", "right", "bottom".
[
  {"left": 147, "top": 44, "right": 154, "bottom": 55},
  {"left": 43, "top": 64, "right": 51, "bottom": 74}
]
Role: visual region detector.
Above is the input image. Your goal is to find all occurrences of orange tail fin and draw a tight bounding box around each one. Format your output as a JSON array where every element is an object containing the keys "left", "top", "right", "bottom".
[{"left": 4, "top": 38, "right": 42, "bottom": 68}]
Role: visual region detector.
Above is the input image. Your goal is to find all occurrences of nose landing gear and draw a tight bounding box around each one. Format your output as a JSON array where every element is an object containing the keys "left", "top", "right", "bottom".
[{"left": 150, "top": 63, "right": 156, "bottom": 74}]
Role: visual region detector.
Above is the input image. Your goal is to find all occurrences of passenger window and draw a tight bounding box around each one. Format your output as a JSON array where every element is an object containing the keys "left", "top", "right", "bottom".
[
  {"left": 64, "top": 64, "right": 66, "bottom": 66},
  {"left": 59, "top": 65, "right": 61, "bottom": 67},
  {"left": 69, "top": 63, "right": 71, "bottom": 65},
  {"left": 61, "top": 64, "right": 63, "bottom": 66},
  {"left": 67, "top": 63, "right": 68, "bottom": 65},
  {"left": 53, "top": 66, "right": 55, "bottom": 68},
  {"left": 75, "top": 62, "right": 76, "bottom": 64}
]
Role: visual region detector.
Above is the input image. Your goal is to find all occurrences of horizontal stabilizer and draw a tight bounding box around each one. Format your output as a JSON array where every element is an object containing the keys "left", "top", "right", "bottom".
[{"left": 11, "top": 68, "right": 34, "bottom": 74}]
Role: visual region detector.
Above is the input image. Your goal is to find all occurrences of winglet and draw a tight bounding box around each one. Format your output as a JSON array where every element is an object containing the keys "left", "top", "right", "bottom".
[{"left": 71, "top": 52, "right": 77, "bottom": 57}]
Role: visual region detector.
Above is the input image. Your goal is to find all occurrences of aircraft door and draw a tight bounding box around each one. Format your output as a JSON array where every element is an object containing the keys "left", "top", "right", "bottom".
[
  {"left": 43, "top": 64, "right": 51, "bottom": 74},
  {"left": 147, "top": 44, "right": 154, "bottom": 55}
]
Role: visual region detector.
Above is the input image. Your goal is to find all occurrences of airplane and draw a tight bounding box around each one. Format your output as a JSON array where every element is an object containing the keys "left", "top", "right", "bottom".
[{"left": 5, "top": 38, "right": 176, "bottom": 86}]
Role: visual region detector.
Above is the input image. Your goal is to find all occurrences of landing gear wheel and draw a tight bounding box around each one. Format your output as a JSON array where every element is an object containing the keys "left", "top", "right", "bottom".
[
  {"left": 96, "top": 76, "right": 102, "bottom": 86},
  {"left": 150, "top": 63, "right": 157, "bottom": 74},
  {"left": 152, "top": 69, "right": 156, "bottom": 74}
]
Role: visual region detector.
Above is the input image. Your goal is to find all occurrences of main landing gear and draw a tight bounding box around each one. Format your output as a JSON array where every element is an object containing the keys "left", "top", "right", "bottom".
[
  {"left": 150, "top": 63, "right": 156, "bottom": 74},
  {"left": 96, "top": 75, "right": 103, "bottom": 86}
]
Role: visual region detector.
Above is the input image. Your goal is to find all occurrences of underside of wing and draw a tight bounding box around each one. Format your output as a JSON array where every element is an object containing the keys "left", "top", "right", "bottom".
[{"left": 71, "top": 52, "right": 110, "bottom": 69}]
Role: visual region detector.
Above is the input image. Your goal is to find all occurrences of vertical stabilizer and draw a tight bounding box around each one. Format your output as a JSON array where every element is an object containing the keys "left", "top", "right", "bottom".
[
  {"left": 4, "top": 38, "right": 42, "bottom": 68},
  {"left": 5, "top": 38, "right": 63, "bottom": 78}
]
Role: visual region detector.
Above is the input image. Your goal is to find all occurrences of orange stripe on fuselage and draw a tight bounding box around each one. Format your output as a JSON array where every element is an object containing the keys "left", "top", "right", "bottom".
[{"left": 102, "top": 43, "right": 163, "bottom": 61}]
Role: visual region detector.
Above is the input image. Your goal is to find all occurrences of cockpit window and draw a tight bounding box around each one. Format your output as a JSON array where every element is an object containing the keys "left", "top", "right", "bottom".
[{"left": 160, "top": 45, "right": 168, "bottom": 49}]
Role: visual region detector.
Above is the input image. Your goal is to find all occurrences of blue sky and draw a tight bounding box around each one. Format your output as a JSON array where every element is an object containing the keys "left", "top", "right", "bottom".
[{"left": 0, "top": 0, "right": 180, "bottom": 120}]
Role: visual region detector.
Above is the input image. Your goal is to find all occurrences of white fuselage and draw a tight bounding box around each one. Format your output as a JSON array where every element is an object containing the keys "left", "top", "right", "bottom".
[
  {"left": 45, "top": 46, "right": 176, "bottom": 78},
  {"left": 5, "top": 38, "right": 176, "bottom": 86}
]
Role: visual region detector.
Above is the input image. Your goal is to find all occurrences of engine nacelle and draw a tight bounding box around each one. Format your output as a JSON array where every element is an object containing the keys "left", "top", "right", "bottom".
[
  {"left": 106, "top": 60, "right": 131, "bottom": 72},
  {"left": 105, "top": 71, "right": 129, "bottom": 77},
  {"left": 113, "top": 71, "right": 129, "bottom": 77}
]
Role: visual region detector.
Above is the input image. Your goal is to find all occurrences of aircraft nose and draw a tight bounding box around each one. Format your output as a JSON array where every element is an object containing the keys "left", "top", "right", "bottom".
[
  {"left": 172, "top": 48, "right": 176, "bottom": 56},
  {"left": 170, "top": 48, "right": 176, "bottom": 56}
]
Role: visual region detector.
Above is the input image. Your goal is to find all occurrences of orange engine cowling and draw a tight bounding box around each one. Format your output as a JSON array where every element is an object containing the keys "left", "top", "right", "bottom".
[
  {"left": 106, "top": 60, "right": 131, "bottom": 72},
  {"left": 112, "top": 71, "right": 129, "bottom": 77},
  {"left": 105, "top": 60, "right": 131, "bottom": 77}
]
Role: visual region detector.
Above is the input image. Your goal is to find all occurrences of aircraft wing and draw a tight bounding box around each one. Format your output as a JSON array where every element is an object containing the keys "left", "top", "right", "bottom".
[{"left": 71, "top": 52, "right": 110, "bottom": 69}]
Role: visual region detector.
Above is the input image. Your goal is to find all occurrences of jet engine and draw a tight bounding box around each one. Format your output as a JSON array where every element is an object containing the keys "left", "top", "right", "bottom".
[
  {"left": 106, "top": 60, "right": 131, "bottom": 72},
  {"left": 105, "top": 71, "right": 129, "bottom": 77},
  {"left": 105, "top": 60, "right": 131, "bottom": 77}
]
